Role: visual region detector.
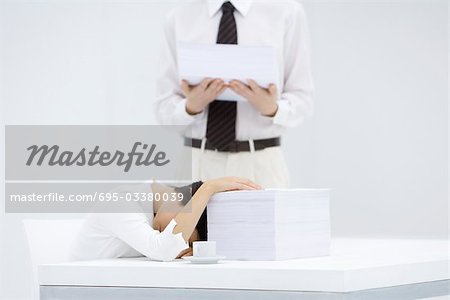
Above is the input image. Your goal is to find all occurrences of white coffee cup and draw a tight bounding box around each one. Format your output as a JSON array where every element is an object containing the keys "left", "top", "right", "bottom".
[{"left": 193, "top": 241, "right": 216, "bottom": 258}]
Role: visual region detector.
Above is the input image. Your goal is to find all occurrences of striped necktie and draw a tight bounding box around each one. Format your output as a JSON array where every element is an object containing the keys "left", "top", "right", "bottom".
[{"left": 206, "top": 1, "right": 238, "bottom": 151}]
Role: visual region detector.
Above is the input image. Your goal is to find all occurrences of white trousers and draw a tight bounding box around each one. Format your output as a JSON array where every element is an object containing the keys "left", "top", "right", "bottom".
[{"left": 190, "top": 145, "right": 290, "bottom": 188}]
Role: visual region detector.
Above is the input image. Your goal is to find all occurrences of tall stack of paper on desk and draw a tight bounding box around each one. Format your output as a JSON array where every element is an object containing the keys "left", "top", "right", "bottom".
[
  {"left": 177, "top": 42, "right": 280, "bottom": 101},
  {"left": 207, "top": 189, "right": 331, "bottom": 261}
]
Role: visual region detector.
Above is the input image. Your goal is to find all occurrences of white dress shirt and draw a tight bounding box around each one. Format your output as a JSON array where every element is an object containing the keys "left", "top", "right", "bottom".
[
  {"left": 69, "top": 186, "right": 188, "bottom": 262},
  {"left": 155, "top": 0, "right": 314, "bottom": 140}
]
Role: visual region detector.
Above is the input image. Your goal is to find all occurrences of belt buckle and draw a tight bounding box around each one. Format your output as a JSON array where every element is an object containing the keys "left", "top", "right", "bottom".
[{"left": 226, "top": 141, "right": 239, "bottom": 153}]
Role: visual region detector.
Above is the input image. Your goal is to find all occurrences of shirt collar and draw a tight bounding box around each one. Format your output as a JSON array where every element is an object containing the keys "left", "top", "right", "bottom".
[{"left": 207, "top": 0, "right": 252, "bottom": 17}]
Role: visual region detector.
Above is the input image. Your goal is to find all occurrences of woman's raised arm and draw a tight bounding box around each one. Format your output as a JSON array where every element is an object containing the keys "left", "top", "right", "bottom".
[{"left": 173, "top": 177, "right": 261, "bottom": 241}]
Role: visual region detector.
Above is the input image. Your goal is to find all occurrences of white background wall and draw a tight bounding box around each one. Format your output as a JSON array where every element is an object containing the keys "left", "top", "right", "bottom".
[{"left": 0, "top": 0, "right": 448, "bottom": 299}]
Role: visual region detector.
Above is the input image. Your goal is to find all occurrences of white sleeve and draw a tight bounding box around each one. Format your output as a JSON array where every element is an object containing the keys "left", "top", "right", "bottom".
[
  {"left": 111, "top": 214, "right": 188, "bottom": 262},
  {"left": 154, "top": 10, "right": 207, "bottom": 126},
  {"left": 273, "top": 3, "right": 315, "bottom": 127}
]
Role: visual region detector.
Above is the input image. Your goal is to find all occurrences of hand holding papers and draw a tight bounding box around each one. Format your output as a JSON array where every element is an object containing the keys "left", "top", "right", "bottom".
[
  {"left": 229, "top": 79, "right": 279, "bottom": 117},
  {"left": 177, "top": 42, "right": 280, "bottom": 102},
  {"left": 181, "top": 78, "right": 227, "bottom": 115}
]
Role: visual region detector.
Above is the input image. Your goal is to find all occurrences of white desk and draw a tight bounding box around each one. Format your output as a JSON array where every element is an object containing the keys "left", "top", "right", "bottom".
[{"left": 39, "top": 238, "right": 449, "bottom": 300}]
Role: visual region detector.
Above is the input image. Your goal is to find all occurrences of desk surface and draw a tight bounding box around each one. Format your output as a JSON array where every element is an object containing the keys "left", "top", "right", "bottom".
[{"left": 39, "top": 238, "right": 449, "bottom": 293}]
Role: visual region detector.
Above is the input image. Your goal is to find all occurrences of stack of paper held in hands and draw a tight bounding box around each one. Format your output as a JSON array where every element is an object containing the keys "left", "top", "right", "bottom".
[
  {"left": 177, "top": 42, "right": 280, "bottom": 101},
  {"left": 207, "top": 189, "right": 331, "bottom": 261}
]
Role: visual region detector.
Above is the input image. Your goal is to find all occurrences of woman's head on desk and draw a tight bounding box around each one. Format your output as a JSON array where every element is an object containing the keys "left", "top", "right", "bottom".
[
  {"left": 151, "top": 178, "right": 261, "bottom": 247},
  {"left": 69, "top": 177, "right": 261, "bottom": 262},
  {"left": 151, "top": 181, "right": 206, "bottom": 245}
]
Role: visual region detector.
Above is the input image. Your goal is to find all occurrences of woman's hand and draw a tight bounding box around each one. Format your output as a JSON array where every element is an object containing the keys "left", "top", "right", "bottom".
[
  {"left": 202, "top": 177, "right": 262, "bottom": 195},
  {"left": 176, "top": 247, "right": 193, "bottom": 258}
]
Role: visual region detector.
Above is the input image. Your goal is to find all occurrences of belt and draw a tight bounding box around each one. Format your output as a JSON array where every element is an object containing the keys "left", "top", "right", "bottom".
[{"left": 184, "top": 137, "right": 281, "bottom": 153}]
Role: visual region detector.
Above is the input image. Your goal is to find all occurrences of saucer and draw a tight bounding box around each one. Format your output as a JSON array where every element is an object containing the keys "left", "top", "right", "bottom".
[{"left": 181, "top": 256, "right": 226, "bottom": 264}]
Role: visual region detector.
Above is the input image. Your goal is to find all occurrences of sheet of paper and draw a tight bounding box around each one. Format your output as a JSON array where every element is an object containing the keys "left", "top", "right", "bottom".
[{"left": 177, "top": 42, "right": 280, "bottom": 101}]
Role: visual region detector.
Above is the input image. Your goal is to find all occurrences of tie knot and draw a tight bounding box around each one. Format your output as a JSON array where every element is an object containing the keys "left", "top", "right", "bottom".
[{"left": 222, "top": 1, "right": 235, "bottom": 14}]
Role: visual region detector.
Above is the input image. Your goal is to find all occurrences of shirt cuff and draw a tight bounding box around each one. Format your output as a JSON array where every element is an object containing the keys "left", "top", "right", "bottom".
[
  {"left": 158, "top": 219, "right": 189, "bottom": 262},
  {"left": 272, "top": 100, "right": 290, "bottom": 126},
  {"left": 175, "top": 98, "right": 205, "bottom": 124}
]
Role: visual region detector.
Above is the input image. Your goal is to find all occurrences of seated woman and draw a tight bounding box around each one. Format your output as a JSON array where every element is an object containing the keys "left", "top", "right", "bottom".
[{"left": 70, "top": 177, "right": 260, "bottom": 262}]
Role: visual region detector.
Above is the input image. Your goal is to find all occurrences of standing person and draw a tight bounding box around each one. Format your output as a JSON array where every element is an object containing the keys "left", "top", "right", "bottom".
[{"left": 155, "top": 0, "right": 314, "bottom": 188}]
